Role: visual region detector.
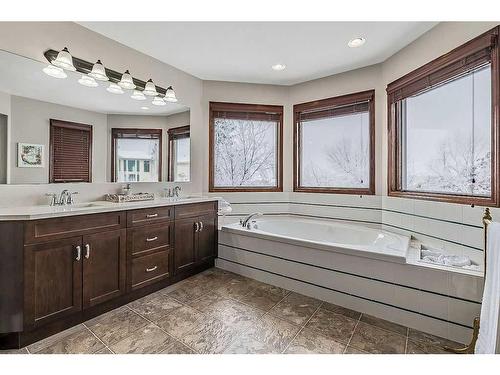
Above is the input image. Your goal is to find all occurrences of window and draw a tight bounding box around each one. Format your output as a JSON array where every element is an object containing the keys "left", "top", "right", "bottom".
[
  {"left": 387, "top": 26, "right": 499, "bottom": 206},
  {"left": 209, "top": 102, "right": 283, "bottom": 192},
  {"left": 111, "top": 128, "right": 162, "bottom": 183},
  {"left": 49, "top": 119, "right": 92, "bottom": 183},
  {"left": 293, "top": 90, "right": 375, "bottom": 194},
  {"left": 167, "top": 125, "right": 190, "bottom": 182}
]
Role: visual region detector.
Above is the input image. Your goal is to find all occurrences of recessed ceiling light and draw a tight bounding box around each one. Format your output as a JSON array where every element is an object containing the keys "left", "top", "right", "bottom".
[
  {"left": 271, "top": 64, "right": 286, "bottom": 71},
  {"left": 141, "top": 106, "right": 149, "bottom": 110},
  {"left": 348, "top": 37, "right": 366, "bottom": 48}
]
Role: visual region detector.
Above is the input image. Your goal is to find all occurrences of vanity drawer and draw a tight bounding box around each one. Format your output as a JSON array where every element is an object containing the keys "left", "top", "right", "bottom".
[
  {"left": 24, "top": 212, "right": 126, "bottom": 244},
  {"left": 175, "top": 201, "right": 217, "bottom": 220},
  {"left": 126, "top": 206, "right": 173, "bottom": 227},
  {"left": 128, "top": 222, "right": 172, "bottom": 257},
  {"left": 130, "top": 250, "right": 170, "bottom": 290}
]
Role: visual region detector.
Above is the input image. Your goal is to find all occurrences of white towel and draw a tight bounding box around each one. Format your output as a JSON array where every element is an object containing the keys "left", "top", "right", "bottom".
[{"left": 476, "top": 222, "right": 500, "bottom": 354}]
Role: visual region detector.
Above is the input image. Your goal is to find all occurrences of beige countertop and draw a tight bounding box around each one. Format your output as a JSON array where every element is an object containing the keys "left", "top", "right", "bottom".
[{"left": 0, "top": 196, "right": 219, "bottom": 221}]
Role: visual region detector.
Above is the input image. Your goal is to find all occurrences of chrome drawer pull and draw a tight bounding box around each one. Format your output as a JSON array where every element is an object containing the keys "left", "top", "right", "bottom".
[
  {"left": 75, "top": 245, "right": 81, "bottom": 261},
  {"left": 146, "top": 266, "right": 158, "bottom": 272},
  {"left": 146, "top": 213, "right": 158, "bottom": 218},
  {"left": 199, "top": 221, "right": 203, "bottom": 232},
  {"left": 84, "top": 244, "right": 90, "bottom": 259},
  {"left": 194, "top": 222, "right": 199, "bottom": 232},
  {"left": 146, "top": 236, "right": 158, "bottom": 242}
]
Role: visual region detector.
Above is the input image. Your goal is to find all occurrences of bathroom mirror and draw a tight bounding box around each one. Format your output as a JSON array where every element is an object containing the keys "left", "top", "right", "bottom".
[{"left": 0, "top": 49, "right": 190, "bottom": 184}]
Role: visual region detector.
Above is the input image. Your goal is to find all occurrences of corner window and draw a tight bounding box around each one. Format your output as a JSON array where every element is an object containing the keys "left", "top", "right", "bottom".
[
  {"left": 293, "top": 90, "right": 375, "bottom": 194},
  {"left": 111, "top": 128, "right": 162, "bottom": 183},
  {"left": 167, "top": 126, "right": 190, "bottom": 182},
  {"left": 387, "top": 26, "right": 499, "bottom": 206},
  {"left": 209, "top": 102, "right": 283, "bottom": 192}
]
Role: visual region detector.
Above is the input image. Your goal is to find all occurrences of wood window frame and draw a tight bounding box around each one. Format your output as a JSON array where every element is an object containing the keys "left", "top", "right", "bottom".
[
  {"left": 209, "top": 102, "right": 284, "bottom": 192},
  {"left": 111, "top": 128, "right": 163, "bottom": 182},
  {"left": 49, "top": 119, "right": 93, "bottom": 183},
  {"left": 387, "top": 26, "right": 500, "bottom": 207},
  {"left": 167, "top": 125, "right": 190, "bottom": 181},
  {"left": 293, "top": 90, "right": 376, "bottom": 195}
]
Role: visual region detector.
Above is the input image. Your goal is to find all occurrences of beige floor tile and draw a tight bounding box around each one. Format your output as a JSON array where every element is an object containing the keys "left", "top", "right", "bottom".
[
  {"left": 85, "top": 306, "right": 149, "bottom": 345},
  {"left": 224, "top": 336, "right": 279, "bottom": 354},
  {"left": 285, "top": 328, "right": 345, "bottom": 354},
  {"left": 128, "top": 293, "right": 183, "bottom": 322},
  {"left": 109, "top": 324, "right": 175, "bottom": 354},
  {"left": 0, "top": 348, "right": 29, "bottom": 354},
  {"left": 216, "top": 275, "right": 260, "bottom": 300},
  {"left": 239, "top": 286, "right": 288, "bottom": 311},
  {"left": 269, "top": 292, "right": 322, "bottom": 326},
  {"left": 359, "top": 314, "right": 408, "bottom": 335},
  {"left": 31, "top": 325, "right": 104, "bottom": 354},
  {"left": 244, "top": 314, "right": 301, "bottom": 352},
  {"left": 344, "top": 346, "right": 369, "bottom": 354},
  {"left": 181, "top": 317, "right": 239, "bottom": 354},
  {"left": 349, "top": 322, "right": 406, "bottom": 354},
  {"left": 166, "top": 279, "right": 211, "bottom": 302},
  {"left": 187, "top": 291, "right": 226, "bottom": 312},
  {"left": 204, "top": 298, "right": 265, "bottom": 331},
  {"left": 156, "top": 305, "right": 205, "bottom": 339},
  {"left": 406, "top": 339, "right": 451, "bottom": 354},
  {"left": 95, "top": 347, "right": 113, "bottom": 354},
  {"left": 407, "top": 328, "right": 460, "bottom": 348},
  {"left": 322, "top": 302, "right": 362, "bottom": 320},
  {"left": 161, "top": 340, "right": 196, "bottom": 354},
  {"left": 306, "top": 308, "right": 358, "bottom": 344}
]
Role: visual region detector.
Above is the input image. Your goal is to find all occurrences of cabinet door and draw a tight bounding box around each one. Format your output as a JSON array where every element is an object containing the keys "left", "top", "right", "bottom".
[
  {"left": 174, "top": 218, "right": 197, "bottom": 274},
  {"left": 196, "top": 213, "right": 217, "bottom": 263},
  {"left": 24, "top": 237, "right": 82, "bottom": 328},
  {"left": 82, "top": 229, "right": 126, "bottom": 309}
]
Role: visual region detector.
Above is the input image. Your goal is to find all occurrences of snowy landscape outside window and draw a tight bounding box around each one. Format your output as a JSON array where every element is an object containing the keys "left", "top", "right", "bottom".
[
  {"left": 111, "top": 128, "right": 162, "bottom": 183},
  {"left": 168, "top": 125, "right": 190, "bottom": 182},
  {"left": 294, "top": 90, "right": 375, "bottom": 194},
  {"left": 209, "top": 102, "right": 283, "bottom": 192},
  {"left": 387, "top": 27, "right": 499, "bottom": 206}
]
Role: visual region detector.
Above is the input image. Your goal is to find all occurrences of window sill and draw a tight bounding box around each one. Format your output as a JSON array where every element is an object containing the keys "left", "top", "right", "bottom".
[
  {"left": 294, "top": 187, "right": 375, "bottom": 195},
  {"left": 387, "top": 190, "right": 498, "bottom": 207}
]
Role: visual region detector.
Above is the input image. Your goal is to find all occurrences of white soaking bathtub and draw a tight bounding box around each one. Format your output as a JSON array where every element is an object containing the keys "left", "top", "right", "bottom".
[{"left": 222, "top": 216, "right": 410, "bottom": 263}]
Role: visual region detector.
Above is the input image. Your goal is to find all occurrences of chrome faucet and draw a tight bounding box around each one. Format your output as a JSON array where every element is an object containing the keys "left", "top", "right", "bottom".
[
  {"left": 46, "top": 190, "right": 78, "bottom": 206},
  {"left": 240, "top": 212, "right": 263, "bottom": 228}
]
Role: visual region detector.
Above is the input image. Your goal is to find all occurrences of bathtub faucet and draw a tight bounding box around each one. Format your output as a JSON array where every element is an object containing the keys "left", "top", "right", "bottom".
[{"left": 240, "top": 212, "right": 263, "bottom": 228}]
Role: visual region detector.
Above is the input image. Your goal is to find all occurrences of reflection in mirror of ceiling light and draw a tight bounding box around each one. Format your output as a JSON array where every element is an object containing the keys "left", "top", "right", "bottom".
[
  {"left": 152, "top": 96, "right": 166, "bottom": 106},
  {"left": 131, "top": 90, "right": 146, "bottom": 101},
  {"left": 143, "top": 79, "right": 158, "bottom": 96},
  {"left": 89, "top": 60, "right": 109, "bottom": 81},
  {"left": 52, "top": 47, "right": 76, "bottom": 71},
  {"left": 164, "top": 86, "right": 178, "bottom": 103},
  {"left": 78, "top": 74, "right": 98, "bottom": 87},
  {"left": 271, "top": 64, "right": 286, "bottom": 71},
  {"left": 118, "top": 70, "right": 136, "bottom": 90},
  {"left": 141, "top": 106, "right": 149, "bottom": 110},
  {"left": 107, "top": 82, "right": 124, "bottom": 94},
  {"left": 43, "top": 64, "right": 67, "bottom": 79},
  {"left": 348, "top": 37, "right": 366, "bottom": 48}
]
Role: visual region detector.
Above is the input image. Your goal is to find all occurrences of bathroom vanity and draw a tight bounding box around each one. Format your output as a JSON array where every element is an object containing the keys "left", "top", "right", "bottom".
[{"left": 0, "top": 198, "right": 218, "bottom": 349}]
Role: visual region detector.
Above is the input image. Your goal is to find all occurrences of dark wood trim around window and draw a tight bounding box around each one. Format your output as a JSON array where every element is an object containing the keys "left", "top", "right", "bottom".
[
  {"left": 49, "top": 119, "right": 93, "bottom": 183},
  {"left": 293, "top": 90, "right": 376, "bottom": 195},
  {"left": 110, "top": 128, "right": 162, "bottom": 182},
  {"left": 387, "top": 26, "right": 500, "bottom": 207},
  {"left": 167, "top": 125, "right": 190, "bottom": 181},
  {"left": 209, "top": 101, "right": 283, "bottom": 192}
]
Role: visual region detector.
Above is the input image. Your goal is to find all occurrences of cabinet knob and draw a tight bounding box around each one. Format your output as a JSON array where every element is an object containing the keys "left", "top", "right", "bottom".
[
  {"left": 84, "top": 244, "right": 90, "bottom": 259},
  {"left": 146, "top": 266, "right": 158, "bottom": 272},
  {"left": 75, "top": 245, "right": 81, "bottom": 261}
]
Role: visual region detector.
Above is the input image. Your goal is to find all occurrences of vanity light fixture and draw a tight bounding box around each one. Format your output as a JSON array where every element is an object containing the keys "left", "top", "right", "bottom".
[
  {"left": 143, "top": 79, "right": 158, "bottom": 96},
  {"left": 348, "top": 37, "right": 366, "bottom": 48},
  {"left": 271, "top": 63, "right": 286, "bottom": 71},
  {"left": 131, "top": 90, "right": 146, "bottom": 100},
  {"left": 118, "top": 70, "right": 136, "bottom": 90},
  {"left": 51, "top": 47, "right": 76, "bottom": 71},
  {"left": 89, "top": 60, "right": 109, "bottom": 81},
  {"left": 152, "top": 96, "right": 167, "bottom": 106},
  {"left": 164, "top": 86, "right": 178, "bottom": 103},
  {"left": 42, "top": 64, "right": 67, "bottom": 79},
  {"left": 78, "top": 74, "right": 98, "bottom": 87},
  {"left": 106, "top": 82, "right": 124, "bottom": 94}
]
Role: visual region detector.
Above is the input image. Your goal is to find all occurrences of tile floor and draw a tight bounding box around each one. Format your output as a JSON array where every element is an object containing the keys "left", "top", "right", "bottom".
[{"left": 0, "top": 267, "right": 461, "bottom": 354}]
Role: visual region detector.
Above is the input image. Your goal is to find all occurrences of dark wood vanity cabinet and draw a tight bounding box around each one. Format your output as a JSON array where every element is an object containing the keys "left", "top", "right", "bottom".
[{"left": 1, "top": 200, "right": 218, "bottom": 348}]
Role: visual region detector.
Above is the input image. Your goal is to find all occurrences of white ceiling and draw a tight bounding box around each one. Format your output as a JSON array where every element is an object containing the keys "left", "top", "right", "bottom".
[
  {"left": 79, "top": 22, "right": 438, "bottom": 85},
  {"left": 0, "top": 50, "right": 188, "bottom": 116}
]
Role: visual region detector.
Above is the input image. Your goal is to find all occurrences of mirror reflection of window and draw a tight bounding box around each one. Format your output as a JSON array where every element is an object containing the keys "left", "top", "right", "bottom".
[
  {"left": 167, "top": 126, "right": 190, "bottom": 182},
  {"left": 111, "top": 128, "right": 162, "bottom": 183}
]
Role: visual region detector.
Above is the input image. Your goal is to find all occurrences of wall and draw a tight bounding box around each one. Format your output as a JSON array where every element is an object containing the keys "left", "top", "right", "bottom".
[
  {"left": 9, "top": 95, "right": 108, "bottom": 184},
  {"left": 0, "top": 21, "right": 203, "bottom": 204},
  {"left": 0, "top": 114, "right": 6, "bottom": 183}
]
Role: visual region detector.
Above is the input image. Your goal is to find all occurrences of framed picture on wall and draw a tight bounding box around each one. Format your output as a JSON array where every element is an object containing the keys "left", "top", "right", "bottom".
[{"left": 18, "top": 143, "right": 44, "bottom": 168}]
